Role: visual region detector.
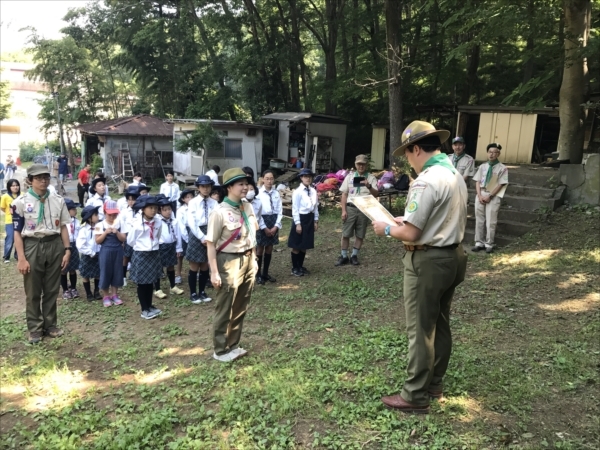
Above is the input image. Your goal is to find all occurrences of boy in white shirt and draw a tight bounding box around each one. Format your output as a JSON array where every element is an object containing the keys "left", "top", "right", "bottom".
[{"left": 160, "top": 171, "right": 180, "bottom": 217}]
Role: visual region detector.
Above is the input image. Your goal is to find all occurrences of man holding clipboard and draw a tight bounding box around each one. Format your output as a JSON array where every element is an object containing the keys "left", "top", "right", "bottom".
[
  {"left": 371, "top": 121, "right": 468, "bottom": 414},
  {"left": 472, "top": 143, "right": 508, "bottom": 254}
]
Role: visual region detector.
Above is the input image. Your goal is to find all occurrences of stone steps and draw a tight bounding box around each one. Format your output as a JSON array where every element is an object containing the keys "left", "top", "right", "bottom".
[{"left": 466, "top": 215, "right": 534, "bottom": 236}]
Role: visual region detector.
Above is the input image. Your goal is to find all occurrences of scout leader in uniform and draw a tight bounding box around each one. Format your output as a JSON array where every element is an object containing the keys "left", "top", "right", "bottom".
[
  {"left": 12, "top": 164, "right": 73, "bottom": 344},
  {"left": 205, "top": 168, "right": 259, "bottom": 363},
  {"left": 372, "top": 121, "right": 468, "bottom": 414},
  {"left": 447, "top": 136, "right": 475, "bottom": 182},
  {"left": 336, "top": 154, "right": 379, "bottom": 266}
]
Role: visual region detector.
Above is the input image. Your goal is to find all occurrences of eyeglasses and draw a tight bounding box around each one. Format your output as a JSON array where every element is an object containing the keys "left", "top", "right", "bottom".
[
  {"left": 488, "top": 151, "right": 500, "bottom": 154},
  {"left": 263, "top": 177, "right": 275, "bottom": 181},
  {"left": 33, "top": 175, "right": 51, "bottom": 181}
]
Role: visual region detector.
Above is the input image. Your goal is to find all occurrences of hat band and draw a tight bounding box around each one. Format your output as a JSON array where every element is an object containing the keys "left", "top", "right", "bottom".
[
  {"left": 223, "top": 174, "right": 248, "bottom": 185},
  {"left": 401, "top": 130, "right": 433, "bottom": 147}
]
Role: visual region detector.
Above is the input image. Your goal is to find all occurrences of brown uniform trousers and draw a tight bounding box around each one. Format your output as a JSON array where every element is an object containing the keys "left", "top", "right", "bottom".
[
  {"left": 23, "top": 234, "right": 63, "bottom": 333},
  {"left": 213, "top": 252, "right": 256, "bottom": 355}
]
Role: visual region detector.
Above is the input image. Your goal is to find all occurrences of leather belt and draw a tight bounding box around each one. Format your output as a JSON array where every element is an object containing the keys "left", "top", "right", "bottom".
[
  {"left": 404, "top": 244, "right": 459, "bottom": 251},
  {"left": 226, "top": 250, "right": 253, "bottom": 257},
  {"left": 27, "top": 234, "right": 60, "bottom": 242}
]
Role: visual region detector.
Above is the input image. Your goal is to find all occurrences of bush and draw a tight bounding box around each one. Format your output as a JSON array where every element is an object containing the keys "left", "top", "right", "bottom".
[
  {"left": 90, "top": 154, "right": 103, "bottom": 175},
  {"left": 18, "top": 140, "right": 61, "bottom": 162}
]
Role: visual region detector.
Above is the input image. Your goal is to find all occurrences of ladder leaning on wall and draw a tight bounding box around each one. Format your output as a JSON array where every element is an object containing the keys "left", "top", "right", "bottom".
[{"left": 119, "top": 142, "right": 135, "bottom": 181}]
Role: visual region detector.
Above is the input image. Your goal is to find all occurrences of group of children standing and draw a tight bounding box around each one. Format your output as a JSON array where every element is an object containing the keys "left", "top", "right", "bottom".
[{"left": 62, "top": 166, "right": 320, "bottom": 322}]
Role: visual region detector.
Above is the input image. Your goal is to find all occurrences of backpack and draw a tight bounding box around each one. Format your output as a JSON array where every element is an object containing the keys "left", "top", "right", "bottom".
[{"left": 394, "top": 174, "right": 410, "bottom": 191}]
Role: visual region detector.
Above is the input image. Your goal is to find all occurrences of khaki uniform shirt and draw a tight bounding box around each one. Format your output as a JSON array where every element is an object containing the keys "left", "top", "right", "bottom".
[
  {"left": 447, "top": 153, "right": 476, "bottom": 178},
  {"left": 473, "top": 162, "right": 509, "bottom": 191},
  {"left": 12, "top": 191, "right": 70, "bottom": 238},
  {"left": 205, "top": 201, "right": 258, "bottom": 253},
  {"left": 403, "top": 164, "right": 468, "bottom": 246},
  {"left": 339, "top": 172, "right": 379, "bottom": 200}
]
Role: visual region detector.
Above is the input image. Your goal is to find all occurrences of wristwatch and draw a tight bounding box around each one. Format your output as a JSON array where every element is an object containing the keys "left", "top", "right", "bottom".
[
  {"left": 384, "top": 225, "right": 391, "bottom": 236},
  {"left": 64, "top": 247, "right": 71, "bottom": 252}
]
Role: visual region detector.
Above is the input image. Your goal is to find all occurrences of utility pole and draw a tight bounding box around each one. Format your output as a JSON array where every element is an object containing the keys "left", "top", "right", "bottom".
[{"left": 52, "top": 91, "right": 66, "bottom": 155}]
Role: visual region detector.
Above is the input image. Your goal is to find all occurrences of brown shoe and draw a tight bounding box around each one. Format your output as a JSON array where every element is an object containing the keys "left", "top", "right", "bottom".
[
  {"left": 428, "top": 389, "right": 444, "bottom": 401},
  {"left": 28, "top": 331, "right": 43, "bottom": 344},
  {"left": 381, "top": 394, "right": 429, "bottom": 414},
  {"left": 44, "top": 327, "right": 64, "bottom": 338}
]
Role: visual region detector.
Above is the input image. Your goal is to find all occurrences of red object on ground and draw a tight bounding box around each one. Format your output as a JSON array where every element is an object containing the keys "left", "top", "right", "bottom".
[{"left": 16, "top": 157, "right": 21, "bottom": 166}]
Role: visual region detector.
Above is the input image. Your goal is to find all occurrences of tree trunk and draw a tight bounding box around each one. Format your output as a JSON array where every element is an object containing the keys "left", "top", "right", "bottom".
[
  {"left": 385, "top": 0, "right": 403, "bottom": 161},
  {"left": 557, "top": 0, "right": 591, "bottom": 163},
  {"left": 461, "top": 42, "right": 480, "bottom": 105}
]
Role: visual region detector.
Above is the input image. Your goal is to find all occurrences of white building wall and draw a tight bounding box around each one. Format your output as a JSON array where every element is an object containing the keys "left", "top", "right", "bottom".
[{"left": 305, "top": 122, "right": 347, "bottom": 170}]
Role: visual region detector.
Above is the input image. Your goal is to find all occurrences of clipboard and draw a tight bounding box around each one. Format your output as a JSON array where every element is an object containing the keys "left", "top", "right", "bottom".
[
  {"left": 485, "top": 173, "right": 508, "bottom": 198},
  {"left": 350, "top": 195, "right": 397, "bottom": 227}
]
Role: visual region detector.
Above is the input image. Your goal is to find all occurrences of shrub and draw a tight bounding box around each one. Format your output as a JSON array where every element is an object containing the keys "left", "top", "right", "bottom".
[{"left": 18, "top": 141, "right": 45, "bottom": 162}]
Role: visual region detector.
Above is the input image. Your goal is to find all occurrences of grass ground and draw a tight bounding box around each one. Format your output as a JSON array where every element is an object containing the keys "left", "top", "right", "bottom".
[{"left": 0, "top": 207, "right": 598, "bottom": 449}]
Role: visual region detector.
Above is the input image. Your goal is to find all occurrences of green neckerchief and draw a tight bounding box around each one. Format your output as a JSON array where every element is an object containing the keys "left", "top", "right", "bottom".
[
  {"left": 28, "top": 187, "right": 50, "bottom": 224},
  {"left": 354, "top": 171, "right": 369, "bottom": 194},
  {"left": 223, "top": 197, "right": 253, "bottom": 244},
  {"left": 421, "top": 153, "right": 456, "bottom": 174},
  {"left": 485, "top": 159, "right": 499, "bottom": 187},
  {"left": 452, "top": 152, "right": 466, "bottom": 168}
]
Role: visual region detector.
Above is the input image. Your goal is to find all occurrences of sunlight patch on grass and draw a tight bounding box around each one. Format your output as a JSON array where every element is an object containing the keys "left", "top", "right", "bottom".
[
  {"left": 557, "top": 274, "right": 594, "bottom": 289},
  {"left": 537, "top": 292, "right": 600, "bottom": 313},
  {"left": 275, "top": 283, "right": 300, "bottom": 291},
  {"left": 135, "top": 366, "right": 192, "bottom": 385},
  {"left": 493, "top": 249, "right": 561, "bottom": 268}
]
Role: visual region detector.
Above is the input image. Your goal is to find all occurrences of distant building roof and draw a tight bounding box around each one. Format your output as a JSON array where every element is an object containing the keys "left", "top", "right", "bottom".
[
  {"left": 458, "top": 105, "right": 559, "bottom": 116},
  {"left": 77, "top": 115, "right": 173, "bottom": 137},
  {"left": 165, "top": 118, "right": 273, "bottom": 130},
  {"left": 261, "top": 112, "right": 349, "bottom": 124}
]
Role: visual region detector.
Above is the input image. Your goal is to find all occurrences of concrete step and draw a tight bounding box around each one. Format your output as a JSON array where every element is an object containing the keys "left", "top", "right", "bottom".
[
  {"left": 467, "top": 184, "right": 556, "bottom": 199},
  {"left": 462, "top": 229, "right": 517, "bottom": 248},
  {"left": 467, "top": 205, "right": 540, "bottom": 223},
  {"left": 467, "top": 191, "right": 562, "bottom": 211},
  {"left": 466, "top": 216, "right": 534, "bottom": 236},
  {"left": 506, "top": 167, "right": 560, "bottom": 188}
]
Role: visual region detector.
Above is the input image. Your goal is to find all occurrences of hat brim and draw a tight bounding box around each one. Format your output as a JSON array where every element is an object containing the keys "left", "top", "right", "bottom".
[
  {"left": 81, "top": 206, "right": 101, "bottom": 221},
  {"left": 104, "top": 209, "right": 120, "bottom": 214},
  {"left": 392, "top": 130, "right": 450, "bottom": 157},
  {"left": 222, "top": 174, "right": 252, "bottom": 186}
]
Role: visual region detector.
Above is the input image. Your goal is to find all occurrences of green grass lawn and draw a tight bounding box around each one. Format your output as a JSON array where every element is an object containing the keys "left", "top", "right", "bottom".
[{"left": 0, "top": 207, "right": 598, "bottom": 449}]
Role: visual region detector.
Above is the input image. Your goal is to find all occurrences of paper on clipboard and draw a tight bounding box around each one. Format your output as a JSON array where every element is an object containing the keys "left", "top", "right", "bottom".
[
  {"left": 485, "top": 173, "right": 508, "bottom": 198},
  {"left": 350, "top": 195, "right": 397, "bottom": 227}
]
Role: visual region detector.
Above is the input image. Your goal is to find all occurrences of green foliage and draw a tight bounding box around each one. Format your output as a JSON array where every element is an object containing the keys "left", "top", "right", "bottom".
[
  {"left": 90, "top": 154, "right": 103, "bottom": 175},
  {"left": 0, "top": 68, "right": 11, "bottom": 121},
  {"left": 174, "top": 123, "right": 224, "bottom": 156},
  {"left": 18, "top": 141, "right": 60, "bottom": 162}
]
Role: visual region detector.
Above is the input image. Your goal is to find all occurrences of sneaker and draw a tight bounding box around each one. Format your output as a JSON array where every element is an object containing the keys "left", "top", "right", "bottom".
[
  {"left": 471, "top": 245, "right": 484, "bottom": 252},
  {"left": 212, "top": 351, "right": 239, "bottom": 362},
  {"left": 170, "top": 286, "right": 184, "bottom": 295},
  {"left": 62, "top": 290, "right": 73, "bottom": 300},
  {"left": 300, "top": 267, "right": 310, "bottom": 275},
  {"left": 255, "top": 275, "right": 265, "bottom": 285},
  {"left": 28, "top": 331, "right": 43, "bottom": 344},
  {"left": 291, "top": 268, "right": 304, "bottom": 277},
  {"left": 103, "top": 297, "right": 112, "bottom": 307},
  {"left": 141, "top": 310, "right": 158, "bottom": 320},
  {"left": 190, "top": 293, "right": 203, "bottom": 305},
  {"left": 154, "top": 290, "right": 167, "bottom": 299},
  {"left": 335, "top": 256, "right": 350, "bottom": 266},
  {"left": 230, "top": 347, "right": 248, "bottom": 358},
  {"left": 123, "top": 277, "right": 127, "bottom": 287},
  {"left": 350, "top": 255, "right": 360, "bottom": 266},
  {"left": 112, "top": 295, "right": 123, "bottom": 306},
  {"left": 4, "top": 259, "right": 10, "bottom": 264},
  {"left": 150, "top": 306, "right": 162, "bottom": 316},
  {"left": 70, "top": 288, "right": 80, "bottom": 298},
  {"left": 199, "top": 292, "right": 212, "bottom": 303},
  {"left": 263, "top": 274, "right": 277, "bottom": 283},
  {"left": 175, "top": 275, "right": 182, "bottom": 284},
  {"left": 485, "top": 247, "right": 494, "bottom": 254},
  {"left": 44, "top": 327, "right": 64, "bottom": 338}
]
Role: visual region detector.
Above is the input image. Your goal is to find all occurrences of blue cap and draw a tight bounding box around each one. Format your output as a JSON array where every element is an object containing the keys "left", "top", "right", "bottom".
[
  {"left": 81, "top": 205, "right": 100, "bottom": 222},
  {"left": 452, "top": 136, "right": 465, "bottom": 144},
  {"left": 124, "top": 185, "right": 141, "bottom": 198},
  {"left": 195, "top": 175, "right": 214, "bottom": 186},
  {"left": 64, "top": 198, "right": 77, "bottom": 210},
  {"left": 298, "top": 168, "right": 315, "bottom": 177}
]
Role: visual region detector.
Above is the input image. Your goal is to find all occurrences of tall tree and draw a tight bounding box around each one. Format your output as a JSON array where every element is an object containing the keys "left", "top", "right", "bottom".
[
  {"left": 557, "top": 0, "right": 591, "bottom": 163},
  {"left": 385, "top": 0, "right": 402, "bottom": 159},
  {"left": 0, "top": 68, "right": 10, "bottom": 121}
]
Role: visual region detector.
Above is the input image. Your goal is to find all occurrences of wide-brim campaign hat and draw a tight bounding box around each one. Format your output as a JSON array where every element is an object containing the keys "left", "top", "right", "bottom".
[
  {"left": 157, "top": 196, "right": 173, "bottom": 207},
  {"left": 392, "top": 121, "right": 450, "bottom": 157},
  {"left": 133, "top": 195, "right": 159, "bottom": 212},
  {"left": 27, "top": 164, "right": 51, "bottom": 177},
  {"left": 298, "top": 168, "right": 315, "bottom": 177},
  {"left": 195, "top": 175, "right": 214, "bottom": 186},
  {"left": 64, "top": 198, "right": 78, "bottom": 210},
  {"left": 81, "top": 205, "right": 101, "bottom": 222},
  {"left": 179, "top": 188, "right": 195, "bottom": 203},
  {"left": 222, "top": 168, "right": 252, "bottom": 186}
]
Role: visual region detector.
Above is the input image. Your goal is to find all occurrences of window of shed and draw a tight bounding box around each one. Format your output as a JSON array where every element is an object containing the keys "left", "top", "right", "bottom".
[{"left": 224, "top": 139, "right": 242, "bottom": 159}]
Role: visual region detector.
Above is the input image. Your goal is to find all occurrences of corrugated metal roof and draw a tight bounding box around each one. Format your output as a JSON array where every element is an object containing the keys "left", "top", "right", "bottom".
[
  {"left": 261, "top": 112, "right": 349, "bottom": 124},
  {"left": 77, "top": 115, "right": 174, "bottom": 137},
  {"left": 165, "top": 118, "right": 273, "bottom": 129}
]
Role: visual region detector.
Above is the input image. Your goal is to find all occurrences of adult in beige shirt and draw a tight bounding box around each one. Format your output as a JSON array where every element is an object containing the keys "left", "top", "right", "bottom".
[
  {"left": 206, "top": 168, "right": 258, "bottom": 363},
  {"left": 336, "top": 154, "right": 379, "bottom": 266},
  {"left": 371, "top": 121, "right": 468, "bottom": 415},
  {"left": 12, "top": 164, "right": 72, "bottom": 344},
  {"left": 446, "top": 136, "right": 476, "bottom": 183}
]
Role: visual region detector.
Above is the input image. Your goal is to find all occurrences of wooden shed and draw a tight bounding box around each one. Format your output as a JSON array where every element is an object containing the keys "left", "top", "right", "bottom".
[
  {"left": 262, "top": 112, "right": 348, "bottom": 172},
  {"left": 456, "top": 105, "right": 560, "bottom": 163},
  {"left": 77, "top": 115, "right": 174, "bottom": 180}
]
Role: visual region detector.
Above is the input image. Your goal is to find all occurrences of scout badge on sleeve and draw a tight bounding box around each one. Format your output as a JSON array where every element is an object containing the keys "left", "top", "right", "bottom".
[{"left": 26, "top": 203, "right": 34, "bottom": 213}]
